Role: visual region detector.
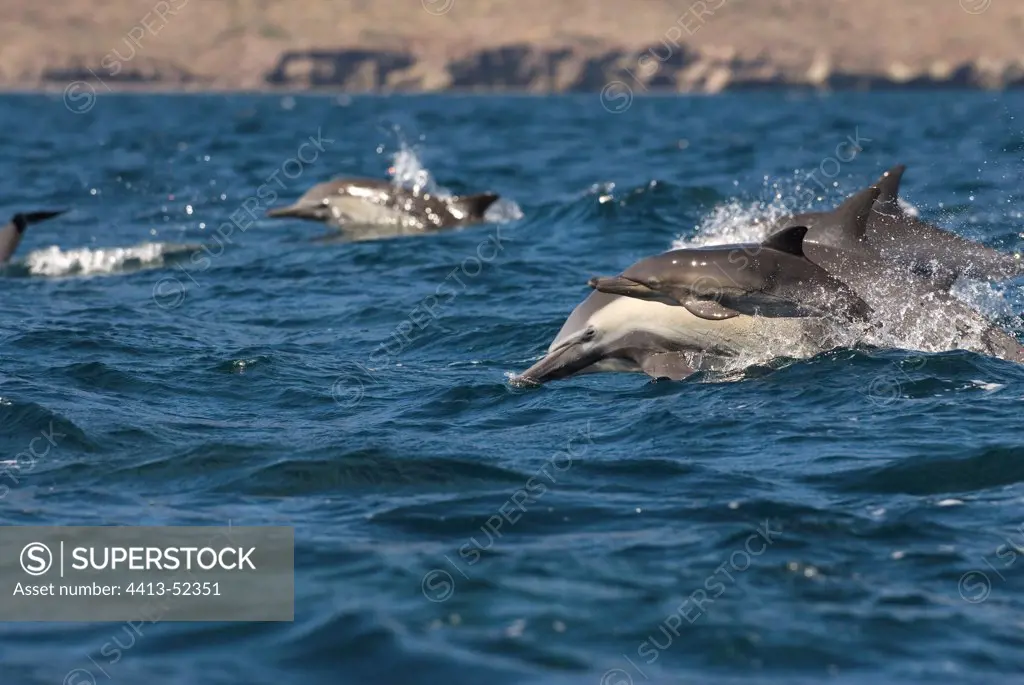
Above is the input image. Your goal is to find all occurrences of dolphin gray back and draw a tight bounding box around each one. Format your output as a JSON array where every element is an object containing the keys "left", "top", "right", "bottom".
[
  {"left": 866, "top": 173, "right": 1024, "bottom": 282},
  {"left": 773, "top": 164, "right": 1024, "bottom": 282}
]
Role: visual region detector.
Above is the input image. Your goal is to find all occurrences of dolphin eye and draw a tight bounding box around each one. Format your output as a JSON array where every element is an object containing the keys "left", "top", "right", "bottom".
[{"left": 580, "top": 327, "right": 596, "bottom": 342}]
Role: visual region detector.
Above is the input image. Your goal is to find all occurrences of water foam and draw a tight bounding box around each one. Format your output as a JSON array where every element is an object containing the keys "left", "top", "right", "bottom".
[{"left": 20, "top": 242, "right": 197, "bottom": 278}]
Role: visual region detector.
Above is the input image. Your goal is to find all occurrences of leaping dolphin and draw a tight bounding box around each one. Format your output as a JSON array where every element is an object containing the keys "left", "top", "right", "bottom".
[
  {"left": 600, "top": 184, "right": 1024, "bottom": 364},
  {"left": 0, "top": 210, "right": 67, "bottom": 264},
  {"left": 513, "top": 290, "right": 829, "bottom": 385},
  {"left": 768, "top": 164, "right": 1024, "bottom": 283},
  {"left": 266, "top": 177, "right": 500, "bottom": 233}
]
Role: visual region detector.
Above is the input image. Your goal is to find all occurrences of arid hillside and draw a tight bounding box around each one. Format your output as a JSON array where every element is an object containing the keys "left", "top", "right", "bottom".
[{"left": 4, "top": 0, "right": 1024, "bottom": 91}]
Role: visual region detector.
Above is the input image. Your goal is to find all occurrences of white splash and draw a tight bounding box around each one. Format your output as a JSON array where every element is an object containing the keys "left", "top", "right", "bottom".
[
  {"left": 952, "top": 279, "right": 1019, "bottom": 323},
  {"left": 389, "top": 144, "right": 439, "bottom": 196},
  {"left": 22, "top": 242, "right": 197, "bottom": 277},
  {"left": 672, "top": 200, "right": 777, "bottom": 249},
  {"left": 898, "top": 197, "right": 920, "bottom": 218}
]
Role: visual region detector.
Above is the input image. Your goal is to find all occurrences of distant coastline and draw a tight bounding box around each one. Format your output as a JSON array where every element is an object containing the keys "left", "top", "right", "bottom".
[
  {"left": 28, "top": 46, "right": 1024, "bottom": 99},
  {"left": 6, "top": 0, "right": 1023, "bottom": 96}
]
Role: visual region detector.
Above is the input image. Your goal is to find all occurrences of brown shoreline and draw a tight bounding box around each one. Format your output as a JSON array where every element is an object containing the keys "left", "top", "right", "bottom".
[{"left": 4, "top": 0, "right": 1023, "bottom": 93}]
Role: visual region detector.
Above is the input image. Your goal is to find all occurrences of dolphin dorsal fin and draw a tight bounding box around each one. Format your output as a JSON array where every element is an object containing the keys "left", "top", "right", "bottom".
[
  {"left": 873, "top": 164, "right": 906, "bottom": 206},
  {"left": 761, "top": 225, "right": 808, "bottom": 256},
  {"left": 448, "top": 193, "right": 500, "bottom": 220},
  {"left": 836, "top": 186, "right": 880, "bottom": 242},
  {"left": 802, "top": 185, "right": 880, "bottom": 259}
]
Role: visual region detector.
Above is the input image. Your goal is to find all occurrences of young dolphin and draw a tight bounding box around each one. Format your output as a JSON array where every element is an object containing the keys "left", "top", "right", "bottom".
[
  {"left": 587, "top": 224, "right": 873, "bottom": 324},
  {"left": 266, "top": 177, "right": 500, "bottom": 232},
  {"left": 768, "top": 164, "right": 1024, "bottom": 283},
  {"left": 0, "top": 210, "right": 67, "bottom": 264}
]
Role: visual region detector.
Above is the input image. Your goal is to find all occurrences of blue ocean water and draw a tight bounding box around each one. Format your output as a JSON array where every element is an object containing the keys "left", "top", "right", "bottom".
[{"left": 1, "top": 91, "right": 1024, "bottom": 684}]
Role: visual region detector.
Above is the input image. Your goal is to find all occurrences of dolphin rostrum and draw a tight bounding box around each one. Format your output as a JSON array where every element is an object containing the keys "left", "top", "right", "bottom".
[
  {"left": 0, "top": 210, "right": 67, "bottom": 264},
  {"left": 769, "top": 164, "right": 1024, "bottom": 283},
  {"left": 266, "top": 177, "right": 500, "bottom": 232}
]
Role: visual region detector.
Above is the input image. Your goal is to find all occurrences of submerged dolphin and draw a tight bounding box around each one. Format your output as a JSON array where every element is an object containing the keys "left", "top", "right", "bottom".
[
  {"left": 769, "top": 164, "right": 1024, "bottom": 283},
  {"left": 513, "top": 290, "right": 828, "bottom": 385},
  {"left": 266, "top": 177, "right": 500, "bottom": 232},
  {"left": 0, "top": 210, "right": 67, "bottom": 264}
]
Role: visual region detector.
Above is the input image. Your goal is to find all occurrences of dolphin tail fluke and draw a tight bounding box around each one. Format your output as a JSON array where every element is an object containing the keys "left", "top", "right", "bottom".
[
  {"left": 0, "top": 209, "right": 67, "bottom": 264},
  {"left": 873, "top": 165, "right": 906, "bottom": 206},
  {"left": 449, "top": 193, "right": 500, "bottom": 220}
]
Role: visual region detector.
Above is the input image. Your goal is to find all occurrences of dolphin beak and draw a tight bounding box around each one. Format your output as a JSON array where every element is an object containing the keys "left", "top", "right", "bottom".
[
  {"left": 266, "top": 205, "right": 306, "bottom": 219},
  {"left": 514, "top": 331, "right": 597, "bottom": 386},
  {"left": 588, "top": 275, "right": 664, "bottom": 300},
  {"left": 515, "top": 345, "right": 586, "bottom": 385}
]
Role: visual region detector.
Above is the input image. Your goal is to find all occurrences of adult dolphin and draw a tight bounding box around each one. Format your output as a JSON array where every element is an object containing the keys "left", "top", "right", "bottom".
[
  {"left": 795, "top": 186, "right": 1024, "bottom": 363},
  {"left": 0, "top": 210, "right": 67, "bottom": 264},
  {"left": 266, "top": 177, "right": 500, "bottom": 232},
  {"left": 768, "top": 164, "right": 1024, "bottom": 283},
  {"left": 512, "top": 289, "right": 830, "bottom": 385}
]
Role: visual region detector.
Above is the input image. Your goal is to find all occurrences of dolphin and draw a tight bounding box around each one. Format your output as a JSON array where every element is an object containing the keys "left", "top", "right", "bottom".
[
  {"left": 0, "top": 210, "right": 67, "bottom": 264},
  {"left": 793, "top": 185, "right": 1024, "bottom": 363},
  {"left": 515, "top": 200, "right": 887, "bottom": 386},
  {"left": 513, "top": 290, "right": 831, "bottom": 385},
  {"left": 587, "top": 224, "right": 873, "bottom": 324},
  {"left": 768, "top": 164, "right": 1024, "bottom": 283},
  {"left": 266, "top": 177, "right": 500, "bottom": 232}
]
